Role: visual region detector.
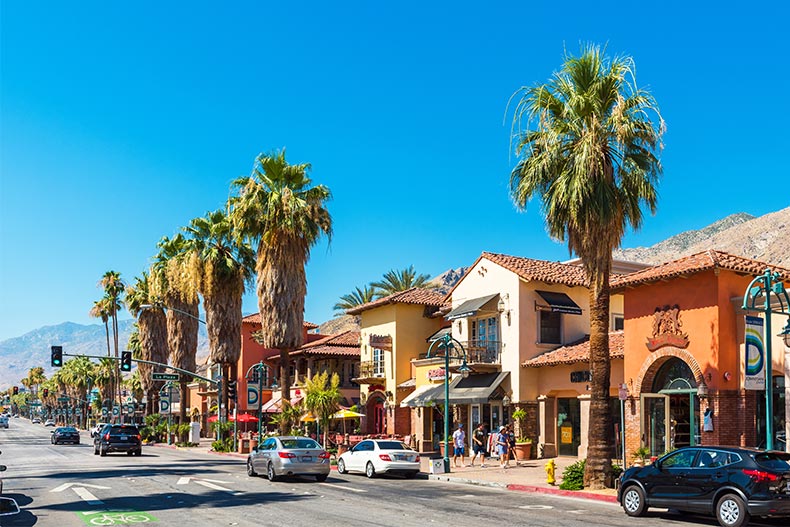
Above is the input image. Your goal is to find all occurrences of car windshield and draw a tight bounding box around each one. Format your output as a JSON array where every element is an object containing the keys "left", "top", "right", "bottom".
[
  {"left": 59, "top": 427, "right": 77, "bottom": 432},
  {"left": 376, "top": 441, "right": 408, "bottom": 450},
  {"left": 110, "top": 426, "right": 139, "bottom": 434},
  {"left": 754, "top": 452, "right": 790, "bottom": 470},
  {"left": 280, "top": 438, "right": 320, "bottom": 449}
]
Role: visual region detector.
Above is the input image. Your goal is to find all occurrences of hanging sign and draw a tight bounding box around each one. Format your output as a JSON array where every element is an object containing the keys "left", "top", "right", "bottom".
[
  {"left": 427, "top": 368, "right": 447, "bottom": 381},
  {"left": 744, "top": 316, "right": 765, "bottom": 390},
  {"left": 247, "top": 385, "right": 259, "bottom": 410}
]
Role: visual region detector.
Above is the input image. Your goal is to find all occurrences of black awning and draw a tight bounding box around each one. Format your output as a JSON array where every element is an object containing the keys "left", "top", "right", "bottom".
[
  {"left": 445, "top": 294, "right": 499, "bottom": 321},
  {"left": 536, "top": 290, "right": 582, "bottom": 315}
]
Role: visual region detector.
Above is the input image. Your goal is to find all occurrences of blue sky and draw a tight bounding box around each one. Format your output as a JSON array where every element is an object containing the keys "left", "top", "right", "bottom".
[{"left": 1, "top": 1, "right": 788, "bottom": 342}]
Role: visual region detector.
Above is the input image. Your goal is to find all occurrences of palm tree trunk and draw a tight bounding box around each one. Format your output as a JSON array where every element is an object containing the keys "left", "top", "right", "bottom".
[
  {"left": 279, "top": 348, "right": 291, "bottom": 408},
  {"left": 583, "top": 259, "right": 614, "bottom": 489}
]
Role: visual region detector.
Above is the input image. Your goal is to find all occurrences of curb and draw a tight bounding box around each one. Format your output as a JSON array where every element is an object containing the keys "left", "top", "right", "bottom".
[
  {"left": 428, "top": 475, "right": 506, "bottom": 489},
  {"left": 428, "top": 474, "right": 618, "bottom": 503}
]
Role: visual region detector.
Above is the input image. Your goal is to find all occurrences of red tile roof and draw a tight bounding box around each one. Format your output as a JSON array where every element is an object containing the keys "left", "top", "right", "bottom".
[
  {"left": 611, "top": 250, "right": 790, "bottom": 290},
  {"left": 346, "top": 287, "right": 446, "bottom": 315},
  {"left": 522, "top": 331, "right": 624, "bottom": 367},
  {"left": 289, "top": 331, "right": 361, "bottom": 358},
  {"left": 242, "top": 312, "right": 318, "bottom": 329}
]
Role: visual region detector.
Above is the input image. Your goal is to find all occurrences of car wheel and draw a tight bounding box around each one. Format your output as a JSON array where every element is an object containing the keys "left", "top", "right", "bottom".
[
  {"left": 716, "top": 493, "right": 750, "bottom": 527},
  {"left": 100, "top": 447, "right": 107, "bottom": 457},
  {"left": 127, "top": 451, "right": 134, "bottom": 456},
  {"left": 315, "top": 473, "right": 328, "bottom": 482},
  {"left": 247, "top": 459, "right": 257, "bottom": 477},
  {"left": 267, "top": 463, "right": 279, "bottom": 482},
  {"left": 337, "top": 459, "right": 347, "bottom": 474},
  {"left": 135, "top": 449, "right": 142, "bottom": 456},
  {"left": 365, "top": 462, "right": 376, "bottom": 479},
  {"left": 622, "top": 485, "right": 647, "bottom": 517}
]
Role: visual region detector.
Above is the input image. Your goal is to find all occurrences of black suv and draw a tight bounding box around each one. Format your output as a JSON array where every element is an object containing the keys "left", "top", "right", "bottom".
[
  {"left": 619, "top": 446, "right": 790, "bottom": 527},
  {"left": 93, "top": 424, "right": 142, "bottom": 457}
]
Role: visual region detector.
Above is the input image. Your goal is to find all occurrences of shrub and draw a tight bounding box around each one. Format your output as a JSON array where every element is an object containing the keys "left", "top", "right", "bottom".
[
  {"left": 212, "top": 437, "right": 234, "bottom": 452},
  {"left": 559, "top": 459, "right": 585, "bottom": 490},
  {"left": 611, "top": 463, "right": 623, "bottom": 479}
]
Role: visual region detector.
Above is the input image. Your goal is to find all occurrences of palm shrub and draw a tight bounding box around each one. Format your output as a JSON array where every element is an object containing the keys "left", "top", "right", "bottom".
[{"left": 559, "top": 458, "right": 586, "bottom": 490}]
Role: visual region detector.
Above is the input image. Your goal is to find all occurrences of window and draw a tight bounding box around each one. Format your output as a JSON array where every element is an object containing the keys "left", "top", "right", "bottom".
[
  {"left": 661, "top": 449, "right": 696, "bottom": 468},
  {"left": 373, "top": 348, "right": 385, "bottom": 376},
  {"left": 471, "top": 316, "right": 498, "bottom": 351},
  {"left": 612, "top": 314, "right": 624, "bottom": 331},
  {"left": 540, "top": 311, "right": 561, "bottom": 344}
]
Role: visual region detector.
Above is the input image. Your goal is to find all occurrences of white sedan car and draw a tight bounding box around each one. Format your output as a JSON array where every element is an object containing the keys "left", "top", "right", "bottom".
[{"left": 337, "top": 439, "right": 420, "bottom": 479}]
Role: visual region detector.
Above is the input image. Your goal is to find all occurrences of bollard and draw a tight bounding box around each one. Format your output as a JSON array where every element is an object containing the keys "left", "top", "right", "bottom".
[{"left": 545, "top": 458, "right": 556, "bottom": 485}]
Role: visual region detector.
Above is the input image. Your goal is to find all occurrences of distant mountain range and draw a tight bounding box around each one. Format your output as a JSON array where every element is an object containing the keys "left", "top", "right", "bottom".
[{"left": 3, "top": 207, "right": 787, "bottom": 389}]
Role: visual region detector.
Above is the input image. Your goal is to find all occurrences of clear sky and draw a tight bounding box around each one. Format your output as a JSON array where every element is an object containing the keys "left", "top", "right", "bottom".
[{"left": 1, "top": 1, "right": 788, "bottom": 342}]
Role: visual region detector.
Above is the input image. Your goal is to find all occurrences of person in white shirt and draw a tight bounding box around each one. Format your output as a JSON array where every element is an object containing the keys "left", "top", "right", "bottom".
[{"left": 451, "top": 423, "right": 466, "bottom": 467}]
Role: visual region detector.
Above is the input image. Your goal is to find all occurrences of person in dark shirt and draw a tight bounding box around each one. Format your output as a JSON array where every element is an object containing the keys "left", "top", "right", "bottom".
[{"left": 469, "top": 423, "right": 488, "bottom": 467}]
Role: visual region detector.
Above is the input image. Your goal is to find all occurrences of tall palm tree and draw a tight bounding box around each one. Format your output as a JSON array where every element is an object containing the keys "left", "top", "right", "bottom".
[
  {"left": 25, "top": 366, "right": 46, "bottom": 395},
  {"left": 89, "top": 298, "right": 113, "bottom": 357},
  {"left": 183, "top": 209, "right": 254, "bottom": 421},
  {"left": 61, "top": 356, "right": 95, "bottom": 428},
  {"left": 126, "top": 273, "right": 169, "bottom": 416},
  {"left": 231, "top": 149, "right": 332, "bottom": 404},
  {"left": 151, "top": 234, "right": 199, "bottom": 428},
  {"left": 92, "top": 358, "right": 117, "bottom": 416},
  {"left": 509, "top": 45, "right": 663, "bottom": 488},
  {"left": 98, "top": 271, "right": 126, "bottom": 414},
  {"left": 333, "top": 285, "right": 376, "bottom": 315},
  {"left": 371, "top": 266, "right": 432, "bottom": 298}
]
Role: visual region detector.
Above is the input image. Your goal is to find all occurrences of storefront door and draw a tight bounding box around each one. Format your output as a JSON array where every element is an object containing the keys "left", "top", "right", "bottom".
[
  {"left": 557, "top": 398, "right": 580, "bottom": 456},
  {"left": 641, "top": 393, "right": 668, "bottom": 458}
]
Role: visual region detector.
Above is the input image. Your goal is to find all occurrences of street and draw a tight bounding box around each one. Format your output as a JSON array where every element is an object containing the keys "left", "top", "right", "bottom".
[{"left": 0, "top": 419, "right": 784, "bottom": 527}]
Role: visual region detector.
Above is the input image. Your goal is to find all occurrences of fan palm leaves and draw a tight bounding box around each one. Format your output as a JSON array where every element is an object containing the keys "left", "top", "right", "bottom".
[
  {"left": 371, "top": 266, "right": 432, "bottom": 298},
  {"left": 303, "top": 371, "right": 341, "bottom": 448},
  {"left": 89, "top": 298, "right": 113, "bottom": 357},
  {"left": 509, "top": 45, "right": 663, "bottom": 488},
  {"left": 230, "top": 149, "right": 332, "bottom": 403},
  {"left": 97, "top": 270, "right": 126, "bottom": 414},
  {"left": 333, "top": 285, "right": 377, "bottom": 315}
]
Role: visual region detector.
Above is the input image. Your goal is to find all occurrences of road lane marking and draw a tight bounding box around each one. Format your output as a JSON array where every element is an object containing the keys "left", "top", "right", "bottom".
[
  {"left": 51, "top": 482, "right": 111, "bottom": 492},
  {"left": 318, "top": 483, "right": 367, "bottom": 493},
  {"left": 518, "top": 505, "right": 554, "bottom": 509},
  {"left": 194, "top": 480, "right": 235, "bottom": 492},
  {"left": 72, "top": 486, "right": 103, "bottom": 505}
]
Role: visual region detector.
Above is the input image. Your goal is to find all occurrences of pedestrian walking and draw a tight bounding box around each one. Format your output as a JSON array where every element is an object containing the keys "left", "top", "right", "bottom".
[
  {"left": 469, "top": 423, "right": 487, "bottom": 467},
  {"left": 507, "top": 424, "right": 518, "bottom": 466},
  {"left": 496, "top": 425, "right": 509, "bottom": 468},
  {"left": 452, "top": 423, "right": 466, "bottom": 467}
]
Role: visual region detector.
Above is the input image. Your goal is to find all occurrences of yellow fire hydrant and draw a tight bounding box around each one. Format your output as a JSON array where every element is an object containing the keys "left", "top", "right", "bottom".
[{"left": 545, "top": 458, "right": 556, "bottom": 485}]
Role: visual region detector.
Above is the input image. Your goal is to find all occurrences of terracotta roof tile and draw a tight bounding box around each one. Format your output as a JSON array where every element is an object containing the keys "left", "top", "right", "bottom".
[
  {"left": 346, "top": 287, "right": 446, "bottom": 315},
  {"left": 242, "top": 312, "right": 318, "bottom": 329},
  {"left": 481, "top": 252, "right": 590, "bottom": 287},
  {"left": 611, "top": 250, "right": 790, "bottom": 290},
  {"left": 278, "top": 331, "right": 361, "bottom": 359},
  {"left": 522, "top": 332, "right": 624, "bottom": 367}
]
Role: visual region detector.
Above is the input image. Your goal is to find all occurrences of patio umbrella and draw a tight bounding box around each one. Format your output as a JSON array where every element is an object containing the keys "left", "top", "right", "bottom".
[
  {"left": 301, "top": 412, "right": 317, "bottom": 422},
  {"left": 207, "top": 415, "right": 219, "bottom": 423},
  {"left": 331, "top": 409, "right": 365, "bottom": 435},
  {"left": 234, "top": 413, "right": 259, "bottom": 423}
]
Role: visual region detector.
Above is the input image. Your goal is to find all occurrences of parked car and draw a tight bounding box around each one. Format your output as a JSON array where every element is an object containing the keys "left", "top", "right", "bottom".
[
  {"left": 51, "top": 426, "right": 80, "bottom": 445},
  {"left": 247, "top": 436, "right": 330, "bottom": 482},
  {"left": 337, "top": 439, "right": 420, "bottom": 479},
  {"left": 90, "top": 423, "right": 108, "bottom": 438},
  {"left": 31, "top": 418, "right": 41, "bottom": 424},
  {"left": 44, "top": 419, "right": 56, "bottom": 427},
  {"left": 619, "top": 446, "right": 790, "bottom": 527},
  {"left": 93, "top": 424, "right": 142, "bottom": 456}
]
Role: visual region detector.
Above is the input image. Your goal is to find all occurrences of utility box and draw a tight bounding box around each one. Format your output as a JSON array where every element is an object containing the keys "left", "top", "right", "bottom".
[
  {"left": 189, "top": 422, "right": 201, "bottom": 444},
  {"left": 429, "top": 459, "right": 446, "bottom": 474}
]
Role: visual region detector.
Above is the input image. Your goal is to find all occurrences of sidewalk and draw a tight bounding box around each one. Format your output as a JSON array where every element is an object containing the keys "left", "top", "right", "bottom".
[{"left": 148, "top": 440, "right": 618, "bottom": 503}]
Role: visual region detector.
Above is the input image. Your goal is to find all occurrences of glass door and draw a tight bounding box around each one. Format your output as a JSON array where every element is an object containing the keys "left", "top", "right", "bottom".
[{"left": 641, "top": 394, "right": 669, "bottom": 458}]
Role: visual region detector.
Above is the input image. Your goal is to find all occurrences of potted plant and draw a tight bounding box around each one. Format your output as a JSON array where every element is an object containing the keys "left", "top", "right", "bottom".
[
  {"left": 511, "top": 408, "right": 534, "bottom": 460},
  {"left": 632, "top": 445, "right": 650, "bottom": 467}
]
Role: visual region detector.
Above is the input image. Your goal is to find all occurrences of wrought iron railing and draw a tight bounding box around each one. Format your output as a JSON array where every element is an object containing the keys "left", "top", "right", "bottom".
[
  {"left": 359, "top": 360, "right": 386, "bottom": 378},
  {"left": 419, "top": 340, "right": 501, "bottom": 364}
]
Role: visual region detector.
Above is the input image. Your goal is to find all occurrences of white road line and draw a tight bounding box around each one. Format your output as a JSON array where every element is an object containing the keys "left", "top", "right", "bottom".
[
  {"left": 194, "top": 480, "right": 234, "bottom": 492},
  {"left": 73, "top": 487, "right": 104, "bottom": 505},
  {"left": 177, "top": 477, "right": 190, "bottom": 485},
  {"left": 318, "top": 483, "right": 367, "bottom": 493}
]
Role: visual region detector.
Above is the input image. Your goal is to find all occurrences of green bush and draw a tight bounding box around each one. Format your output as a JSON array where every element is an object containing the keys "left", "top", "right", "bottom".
[
  {"left": 211, "top": 438, "right": 234, "bottom": 452},
  {"left": 559, "top": 459, "right": 586, "bottom": 490},
  {"left": 611, "top": 463, "right": 623, "bottom": 479}
]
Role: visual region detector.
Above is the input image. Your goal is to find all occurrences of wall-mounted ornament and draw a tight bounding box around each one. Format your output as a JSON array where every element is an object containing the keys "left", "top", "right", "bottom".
[{"left": 646, "top": 304, "right": 690, "bottom": 351}]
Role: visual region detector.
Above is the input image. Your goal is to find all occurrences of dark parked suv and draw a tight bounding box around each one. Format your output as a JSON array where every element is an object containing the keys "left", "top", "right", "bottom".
[
  {"left": 93, "top": 424, "right": 142, "bottom": 457},
  {"left": 619, "top": 446, "right": 790, "bottom": 527}
]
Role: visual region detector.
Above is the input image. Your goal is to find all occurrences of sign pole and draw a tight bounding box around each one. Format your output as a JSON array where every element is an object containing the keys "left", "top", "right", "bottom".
[
  {"left": 257, "top": 361, "right": 264, "bottom": 442},
  {"left": 167, "top": 383, "right": 172, "bottom": 446}
]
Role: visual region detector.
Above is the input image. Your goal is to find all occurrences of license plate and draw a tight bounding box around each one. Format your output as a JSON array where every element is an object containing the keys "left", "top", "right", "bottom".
[
  {"left": 394, "top": 455, "right": 406, "bottom": 461},
  {"left": 301, "top": 456, "right": 312, "bottom": 462},
  {"left": 120, "top": 436, "right": 128, "bottom": 441}
]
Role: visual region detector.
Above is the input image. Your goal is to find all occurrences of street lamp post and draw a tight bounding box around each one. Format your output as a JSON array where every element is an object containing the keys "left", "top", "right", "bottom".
[
  {"left": 426, "top": 333, "right": 471, "bottom": 473},
  {"left": 245, "top": 361, "right": 268, "bottom": 443},
  {"left": 742, "top": 269, "right": 790, "bottom": 451}
]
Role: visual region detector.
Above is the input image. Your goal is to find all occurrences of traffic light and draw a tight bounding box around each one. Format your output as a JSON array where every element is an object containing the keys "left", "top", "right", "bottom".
[
  {"left": 43, "top": 388, "right": 49, "bottom": 397},
  {"left": 227, "top": 381, "right": 237, "bottom": 400},
  {"left": 12, "top": 386, "right": 18, "bottom": 395},
  {"left": 121, "top": 351, "right": 132, "bottom": 372},
  {"left": 51, "top": 345, "right": 63, "bottom": 367}
]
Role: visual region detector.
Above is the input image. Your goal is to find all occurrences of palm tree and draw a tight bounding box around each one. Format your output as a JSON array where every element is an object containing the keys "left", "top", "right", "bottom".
[
  {"left": 151, "top": 234, "right": 199, "bottom": 430},
  {"left": 25, "top": 366, "right": 46, "bottom": 396},
  {"left": 509, "top": 45, "right": 663, "bottom": 488},
  {"left": 61, "top": 356, "right": 95, "bottom": 428},
  {"left": 98, "top": 271, "right": 126, "bottom": 413},
  {"left": 89, "top": 298, "right": 112, "bottom": 357},
  {"left": 371, "top": 266, "right": 432, "bottom": 298},
  {"left": 333, "top": 285, "right": 376, "bottom": 315},
  {"left": 126, "top": 273, "right": 169, "bottom": 416},
  {"left": 183, "top": 209, "right": 255, "bottom": 422},
  {"left": 92, "top": 358, "right": 117, "bottom": 417},
  {"left": 231, "top": 149, "right": 332, "bottom": 404},
  {"left": 303, "top": 371, "right": 341, "bottom": 448}
]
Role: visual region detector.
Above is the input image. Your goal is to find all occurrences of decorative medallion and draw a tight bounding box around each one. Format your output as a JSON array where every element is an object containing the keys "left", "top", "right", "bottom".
[{"left": 646, "top": 304, "right": 690, "bottom": 351}]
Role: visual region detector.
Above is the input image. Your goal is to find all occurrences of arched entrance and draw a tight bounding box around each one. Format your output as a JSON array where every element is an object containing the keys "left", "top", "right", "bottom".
[
  {"left": 641, "top": 358, "right": 701, "bottom": 457},
  {"left": 365, "top": 394, "right": 386, "bottom": 435}
]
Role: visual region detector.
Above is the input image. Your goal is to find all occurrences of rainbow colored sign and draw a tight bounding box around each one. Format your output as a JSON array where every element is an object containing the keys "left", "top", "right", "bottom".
[{"left": 744, "top": 316, "right": 765, "bottom": 390}]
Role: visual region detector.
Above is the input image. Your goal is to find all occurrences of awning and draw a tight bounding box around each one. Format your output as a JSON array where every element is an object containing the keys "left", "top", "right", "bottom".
[
  {"left": 400, "top": 372, "right": 509, "bottom": 407},
  {"left": 426, "top": 326, "right": 451, "bottom": 342},
  {"left": 260, "top": 395, "right": 303, "bottom": 413},
  {"left": 536, "top": 290, "right": 582, "bottom": 315},
  {"left": 445, "top": 294, "right": 499, "bottom": 321}
]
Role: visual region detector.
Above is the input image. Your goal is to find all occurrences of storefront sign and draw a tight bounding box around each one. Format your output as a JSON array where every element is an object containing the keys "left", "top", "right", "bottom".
[
  {"left": 369, "top": 334, "right": 392, "bottom": 351},
  {"left": 427, "top": 368, "right": 446, "bottom": 381},
  {"left": 560, "top": 426, "right": 573, "bottom": 444},
  {"left": 744, "top": 316, "right": 765, "bottom": 390},
  {"left": 646, "top": 304, "right": 690, "bottom": 351}
]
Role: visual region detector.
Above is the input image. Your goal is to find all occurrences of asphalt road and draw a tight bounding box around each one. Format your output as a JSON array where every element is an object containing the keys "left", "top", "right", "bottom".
[{"left": 1, "top": 418, "right": 785, "bottom": 527}]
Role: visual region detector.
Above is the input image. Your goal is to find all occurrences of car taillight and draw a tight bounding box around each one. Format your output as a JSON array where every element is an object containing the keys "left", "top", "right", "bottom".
[
  {"left": 136, "top": 434, "right": 141, "bottom": 440},
  {"left": 743, "top": 469, "right": 780, "bottom": 482},
  {"left": 278, "top": 452, "right": 296, "bottom": 459},
  {"left": 415, "top": 455, "right": 420, "bottom": 462},
  {"left": 104, "top": 433, "right": 110, "bottom": 440},
  {"left": 318, "top": 452, "right": 331, "bottom": 459},
  {"left": 379, "top": 454, "right": 392, "bottom": 461}
]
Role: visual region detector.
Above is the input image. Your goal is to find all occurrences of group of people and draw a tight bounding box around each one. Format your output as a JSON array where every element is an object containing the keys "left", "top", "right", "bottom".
[{"left": 450, "top": 422, "right": 520, "bottom": 469}]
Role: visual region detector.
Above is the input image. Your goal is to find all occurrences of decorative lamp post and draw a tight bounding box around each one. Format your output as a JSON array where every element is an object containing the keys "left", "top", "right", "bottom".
[
  {"left": 426, "top": 333, "right": 470, "bottom": 473},
  {"left": 245, "top": 361, "right": 267, "bottom": 442},
  {"left": 742, "top": 269, "right": 790, "bottom": 451}
]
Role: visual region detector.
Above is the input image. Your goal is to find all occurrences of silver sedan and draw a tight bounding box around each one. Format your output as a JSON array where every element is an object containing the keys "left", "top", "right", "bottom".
[{"left": 247, "top": 436, "right": 331, "bottom": 482}]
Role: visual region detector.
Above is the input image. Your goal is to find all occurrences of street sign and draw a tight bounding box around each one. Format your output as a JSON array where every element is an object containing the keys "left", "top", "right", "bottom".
[
  {"left": 57, "top": 397, "right": 69, "bottom": 402},
  {"left": 101, "top": 407, "right": 108, "bottom": 417},
  {"left": 247, "top": 385, "right": 259, "bottom": 410},
  {"left": 153, "top": 373, "right": 179, "bottom": 381},
  {"left": 126, "top": 405, "right": 134, "bottom": 416},
  {"left": 112, "top": 406, "right": 120, "bottom": 417},
  {"left": 159, "top": 397, "right": 170, "bottom": 414},
  {"left": 618, "top": 383, "right": 629, "bottom": 401}
]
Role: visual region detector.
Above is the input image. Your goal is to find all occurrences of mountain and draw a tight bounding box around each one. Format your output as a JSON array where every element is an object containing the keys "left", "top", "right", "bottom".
[
  {"left": 0, "top": 320, "right": 208, "bottom": 390},
  {"left": 428, "top": 267, "right": 468, "bottom": 295},
  {"left": 614, "top": 207, "right": 790, "bottom": 268}
]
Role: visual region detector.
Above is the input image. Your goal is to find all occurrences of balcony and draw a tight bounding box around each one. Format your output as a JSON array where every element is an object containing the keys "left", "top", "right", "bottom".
[
  {"left": 419, "top": 340, "right": 501, "bottom": 367},
  {"left": 353, "top": 360, "right": 386, "bottom": 384}
]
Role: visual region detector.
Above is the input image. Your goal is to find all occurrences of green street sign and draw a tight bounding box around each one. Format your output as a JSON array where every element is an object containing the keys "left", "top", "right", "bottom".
[
  {"left": 57, "top": 397, "right": 69, "bottom": 402},
  {"left": 152, "top": 373, "right": 179, "bottom": 381}
]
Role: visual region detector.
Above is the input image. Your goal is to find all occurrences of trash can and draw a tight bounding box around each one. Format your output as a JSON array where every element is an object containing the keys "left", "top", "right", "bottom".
[
  {"left": 189, "top": 422, "right": 201, "bottom": 444},
  {"left": 429, "top": 459, "right": 446, "bottom": 474}
]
